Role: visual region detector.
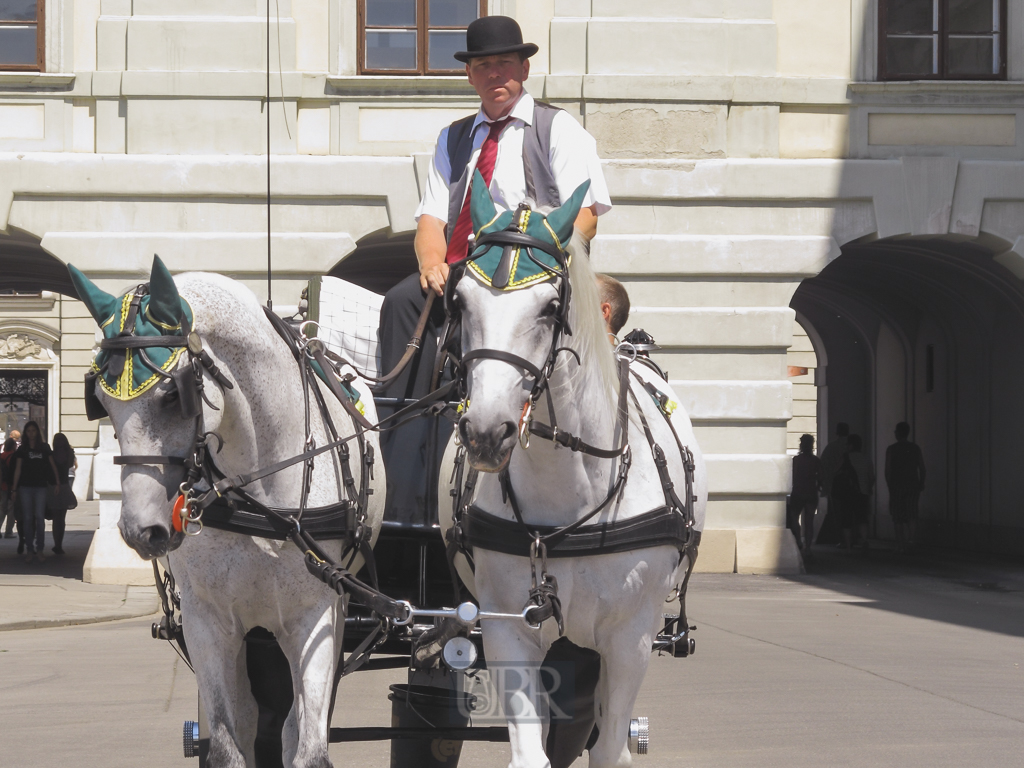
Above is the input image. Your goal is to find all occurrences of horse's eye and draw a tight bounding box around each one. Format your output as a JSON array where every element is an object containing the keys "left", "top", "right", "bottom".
[
  {"left": 160, "top": 388, "right": 179, "bottom": 406},
  {"left": 541, "top": 300, "right": 560, "bottom": 318},
  {"left": 451, "top": 291, "right": 464, "bottom": 312}
]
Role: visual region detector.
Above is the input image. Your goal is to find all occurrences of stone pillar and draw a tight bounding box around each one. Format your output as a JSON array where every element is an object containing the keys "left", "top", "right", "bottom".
[{"left": 82, "top": 419, "right": 152, "bottom": 585}]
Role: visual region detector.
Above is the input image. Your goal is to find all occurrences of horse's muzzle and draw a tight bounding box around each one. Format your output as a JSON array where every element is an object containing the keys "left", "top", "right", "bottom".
[
  {"left": 120, "top": 520, "right": 184, "bottom": 559},
  {"left": 459, "top": 416, "right": 516, "bottom": 472}
]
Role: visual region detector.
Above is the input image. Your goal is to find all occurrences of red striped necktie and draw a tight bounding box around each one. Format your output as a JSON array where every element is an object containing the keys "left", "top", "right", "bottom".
[{"left": 445, "top": 117, "right": 513, "bottom": 264}]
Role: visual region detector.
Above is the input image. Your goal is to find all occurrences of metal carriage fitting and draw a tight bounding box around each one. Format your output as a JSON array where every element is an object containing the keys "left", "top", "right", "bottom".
[{"left": 391, "top": 600, "right": 538, "bottom": 629}]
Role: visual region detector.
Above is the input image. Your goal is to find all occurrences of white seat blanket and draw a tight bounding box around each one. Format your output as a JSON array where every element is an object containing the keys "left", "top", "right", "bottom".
[{"left": 314, "top": 276, "right": 383, "bottom": 378}]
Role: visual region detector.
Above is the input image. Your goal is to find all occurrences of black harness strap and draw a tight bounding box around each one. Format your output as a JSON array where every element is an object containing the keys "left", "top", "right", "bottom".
[
  {"left": 209, "top": 434, "right": 361, "bottom": 497},
  {"left": 461, "top": 348, "right": 544, "bottom": 382},
  {"left": 114, "top": 455, "right": 186, "bottom": 466},
  {"left": 495, "top": 445, "right": 631, "bottom": 553},
  {"left": 462, "top": 504, "right": 690, "bottom": 558}
]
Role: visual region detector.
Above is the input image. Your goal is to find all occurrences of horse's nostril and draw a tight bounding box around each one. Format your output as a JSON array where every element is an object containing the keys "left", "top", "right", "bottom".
[
  {"left": 143, "top": 525, "right": 170, "bottom": 548},
  {"left": 458, "top": 417, "right": 471, "bottom": 444},
  {"left": 500, "top": 421, "right": 516, "bottom": 441}
]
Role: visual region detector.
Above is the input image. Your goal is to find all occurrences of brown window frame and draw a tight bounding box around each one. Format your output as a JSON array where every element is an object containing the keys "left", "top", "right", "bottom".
[
  {"left": 358, "top": 0, "right": 487, "bottom": 76},
  {"left": 0, "top": 0, "right": 45, "bottom": 72},
  {"left": 878, "top": 0, "right": 1008, "bottom": 81}
]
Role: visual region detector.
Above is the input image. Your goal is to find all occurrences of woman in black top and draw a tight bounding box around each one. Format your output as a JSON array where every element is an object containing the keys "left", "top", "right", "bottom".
[
  {"left": 11, "top": 421, "right": 60, "bottom": 562},
  {"left": 50, "top": 433, "right": 77, "bottom": 555}
]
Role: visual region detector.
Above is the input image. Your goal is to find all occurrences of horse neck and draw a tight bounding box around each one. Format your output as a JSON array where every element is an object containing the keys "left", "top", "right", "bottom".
[{"left": 199, "top": 301, "right": 309, "bottom": 499}]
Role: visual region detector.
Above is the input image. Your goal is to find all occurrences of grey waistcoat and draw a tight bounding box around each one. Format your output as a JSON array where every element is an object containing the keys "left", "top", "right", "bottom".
[{"left": 445, "top": 100, "right": 562, "bottom": 243}]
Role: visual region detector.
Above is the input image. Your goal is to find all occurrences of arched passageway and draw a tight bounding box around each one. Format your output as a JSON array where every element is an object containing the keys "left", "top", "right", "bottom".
[
  {"left": 0, "top": 230, "right": 79, "bottom": 444},
  {"left": 328, "top": 230, "right": 416, "bottom": 295},
  {"left": 0, "top": 229, "right": 77, "bottom": 297},
  {"left": 792, "top": 236, "right": 1024, "bottom": 555}
]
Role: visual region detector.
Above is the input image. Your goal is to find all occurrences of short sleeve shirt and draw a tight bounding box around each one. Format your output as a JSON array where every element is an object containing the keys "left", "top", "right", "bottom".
[
  {"left": 14, "top": 443, "right": 54, "bottom": 487},
  {"left": 415, "top": 91, "right": 612, "bottom": 225}
]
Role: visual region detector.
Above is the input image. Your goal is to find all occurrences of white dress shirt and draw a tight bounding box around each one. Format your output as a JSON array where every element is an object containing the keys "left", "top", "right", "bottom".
[{"left": 415, "top": 91, "right": 612, "bottom": 226}]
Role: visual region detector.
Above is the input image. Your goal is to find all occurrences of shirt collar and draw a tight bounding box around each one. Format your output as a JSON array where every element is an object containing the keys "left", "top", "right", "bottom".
[{"left": 472, "top": 90, "right": 534, "bottom": 132}]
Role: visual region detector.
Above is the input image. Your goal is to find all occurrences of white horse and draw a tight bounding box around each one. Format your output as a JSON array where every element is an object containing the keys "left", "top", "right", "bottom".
[
  {"left": 70, "top": 258, "right": 384, "bottom": 768},
  {"left": 439, "top": 179, "right": 708, "bottom": 768}
]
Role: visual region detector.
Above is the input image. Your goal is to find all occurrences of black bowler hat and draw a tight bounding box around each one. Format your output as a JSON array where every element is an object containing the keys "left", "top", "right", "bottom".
[{"left": 454, "top": 16, "right": 539, "bottom": 63}]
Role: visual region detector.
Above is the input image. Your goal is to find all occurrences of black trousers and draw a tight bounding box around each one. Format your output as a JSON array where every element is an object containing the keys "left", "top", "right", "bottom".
[{"left": 378, "top": 273, "right": 456, "bottom": 525}]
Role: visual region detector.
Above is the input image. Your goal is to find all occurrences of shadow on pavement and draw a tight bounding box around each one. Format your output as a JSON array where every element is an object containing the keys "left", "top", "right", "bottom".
[
  {"left": 0, "top": 529, "right": 93, "bottom": 578},
  {"left": 784, "top": 541, "right": 1024, "bottom": 639}
]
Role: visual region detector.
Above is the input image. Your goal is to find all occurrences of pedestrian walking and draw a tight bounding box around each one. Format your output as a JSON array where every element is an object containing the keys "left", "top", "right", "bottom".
[
  {"left": 49, "top": 433, "right": 77, "bottom": 555},
  {"left": 10, "top": 422, "right": 61, "bottom": 563},
  {"left": 816, "top": 422, "right": 849, "bottom": 545},
  {"left": 1, "top": 437, "right": 18, "bottom": 540},
  {"left": 841, "top": 434, "right": 874, "bottom": 550},
  {"left": 790, "top": 434, "right": 822, "bottom": 556},
  {"left": 885, "top": 422, "right": 926, "bottom": 553}
]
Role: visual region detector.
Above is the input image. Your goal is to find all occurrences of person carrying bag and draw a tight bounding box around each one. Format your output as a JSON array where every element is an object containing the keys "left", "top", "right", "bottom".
[{"left": 46, "top": 433, "right": 77, "bottom": 555}]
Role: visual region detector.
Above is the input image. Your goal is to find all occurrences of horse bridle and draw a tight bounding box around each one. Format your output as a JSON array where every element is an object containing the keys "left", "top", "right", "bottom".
[{"left": 449, "top": 221, "right": 629, "bottom": 461}]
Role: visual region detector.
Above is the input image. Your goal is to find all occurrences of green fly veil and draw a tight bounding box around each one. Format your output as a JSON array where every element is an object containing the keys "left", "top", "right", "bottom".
[
  {"left": 69, "top": 256, "right": 193, "bottom": 402},
  {"left": 465, "top": 170, "right": 590, "bottom": 290}
]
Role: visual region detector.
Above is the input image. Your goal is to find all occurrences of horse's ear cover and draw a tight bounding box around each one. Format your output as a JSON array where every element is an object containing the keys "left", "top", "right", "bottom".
[
  {"left": 68, "top": 264, "right": 119, "bottom": 325},
  {"left": 469, "top": 169, "right": 498, "bottom": 233},
  {"left": 78, "top": 254, "right": 193, "bottom": 403},
  {"left": 148, "top": 255, "right": 182, "bottom": 328},
  {"left": 544, "top": 179, "right": 591, "bottom": 245}
]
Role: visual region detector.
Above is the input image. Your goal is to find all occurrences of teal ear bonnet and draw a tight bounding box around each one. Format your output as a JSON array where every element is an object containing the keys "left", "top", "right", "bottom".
[
  {"left": 465, "top": 170, "right": 590, "bottom": 289},
  {"left": 69, "top": 256, "right": 192, "bottom": 401}
]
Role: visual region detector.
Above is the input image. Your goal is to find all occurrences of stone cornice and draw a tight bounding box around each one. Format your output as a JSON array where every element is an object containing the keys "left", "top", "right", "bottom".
[
  {"left": 850, "top": 80, "right": 1024, "bottom": 95},
  {"left": 325, "top": 74, "right": 492, "bottom": 100},
  {"left": 544, "top": 74, "right": 852, "bottom": 105},
  {"left": 0, "top": 73, "right": 76, "bottom": 93}
]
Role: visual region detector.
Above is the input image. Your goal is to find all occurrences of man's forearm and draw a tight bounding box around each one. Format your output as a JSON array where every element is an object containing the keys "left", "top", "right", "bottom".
[
  {"left": 574, "top": 205, "right": 598, "bottom": 242},
  {"left": 415, "top": 214, "right": 450, "bottom": 294},
  {"left": 415, "top": 215, "right": 447, "bottom": 270}
]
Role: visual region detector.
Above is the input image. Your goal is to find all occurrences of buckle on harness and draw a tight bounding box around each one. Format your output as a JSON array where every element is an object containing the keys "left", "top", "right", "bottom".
[{"left": 518, "top": 399, "right": 533, "bottom": 449}]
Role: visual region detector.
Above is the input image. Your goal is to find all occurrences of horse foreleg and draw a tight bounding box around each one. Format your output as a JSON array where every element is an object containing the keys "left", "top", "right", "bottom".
[
  {"left": 587, "top": 631, "right": 653, "bottom": 768},
  {"left": 482, "top": 622, "right": 556, "bottom": 768},
  {"left": 185, "top": 616, "right": 258, "bottom": 768},
  {"left": 275, "top": 599, "right": 339, "bottom": 768}
]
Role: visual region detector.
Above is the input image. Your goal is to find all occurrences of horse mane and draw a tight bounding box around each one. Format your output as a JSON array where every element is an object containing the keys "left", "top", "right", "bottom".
[{"left": 553, "top": 230, "right": 620, "bottom": 409}]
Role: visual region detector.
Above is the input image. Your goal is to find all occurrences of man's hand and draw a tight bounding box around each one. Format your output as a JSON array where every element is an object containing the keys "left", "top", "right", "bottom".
[
  {"left": 415, "top": 214, "right": 449, "bottom": 296},
  {"left": 420, "top": 262, "right": 450, "bottom": 296}
]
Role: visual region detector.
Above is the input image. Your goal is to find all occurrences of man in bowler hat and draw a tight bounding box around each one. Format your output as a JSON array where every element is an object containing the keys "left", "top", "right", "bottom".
[{"left": 377, "top": 15, "right": 611, "bottom": 522}]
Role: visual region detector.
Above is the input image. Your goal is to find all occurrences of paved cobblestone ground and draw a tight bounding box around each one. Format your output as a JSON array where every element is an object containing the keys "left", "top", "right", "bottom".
[{"left": 1, "top": 542, "right": 1022, "bottom": 767}]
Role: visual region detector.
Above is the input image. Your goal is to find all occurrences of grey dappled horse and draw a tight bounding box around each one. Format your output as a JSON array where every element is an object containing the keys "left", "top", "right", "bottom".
[
  {"left": 440, "top": 178, "right": 708, "bottom": 768},
  {"left": 71, "top": 259, "right": 384, "bottom": 768}
]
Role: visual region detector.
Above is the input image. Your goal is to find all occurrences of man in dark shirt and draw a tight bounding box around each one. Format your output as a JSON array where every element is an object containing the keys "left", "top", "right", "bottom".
[
  {"left": 886, "top": 422, "right": 926, "bottom": 552},
  {"left": 791, "top": 433, "right": 822, "bottom": 554}
]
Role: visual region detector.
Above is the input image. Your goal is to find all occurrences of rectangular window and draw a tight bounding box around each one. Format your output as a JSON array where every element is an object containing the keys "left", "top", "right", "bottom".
[
  {"left": 0, "top": 0, "right": 43, "bottom": 71},
  {"left": 879, "top": 0, "right": 1006, "bottom": 80},
  {"left": 360, "top": 0, "right": 486, "bottom": 75}
]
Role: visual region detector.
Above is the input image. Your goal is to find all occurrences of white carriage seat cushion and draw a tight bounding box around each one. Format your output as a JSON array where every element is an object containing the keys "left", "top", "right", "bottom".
[{"left": 316, "top": 276, "right": 384, "bottom": 378}]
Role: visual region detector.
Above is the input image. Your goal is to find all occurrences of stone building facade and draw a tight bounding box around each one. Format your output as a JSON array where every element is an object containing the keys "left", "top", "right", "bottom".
[{"left": 3, "top": 0, "right": 1024, "bottom": 576}]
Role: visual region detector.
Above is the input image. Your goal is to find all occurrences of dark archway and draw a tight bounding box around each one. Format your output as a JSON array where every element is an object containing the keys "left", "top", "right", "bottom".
[
  {"left": 0, "top": 230, "right": 77, "bottom": 297},
  {"left": 792, "top": 236, "right": 1024, "bottom": 554},
  {"left": 328, "top": 230, "right": 417, "bottom": 295}
]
